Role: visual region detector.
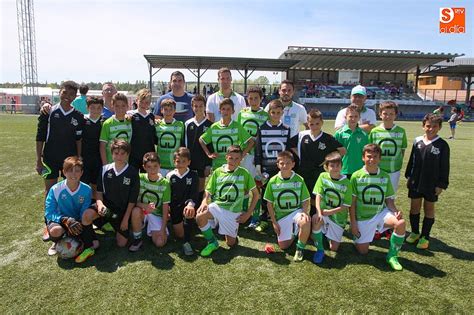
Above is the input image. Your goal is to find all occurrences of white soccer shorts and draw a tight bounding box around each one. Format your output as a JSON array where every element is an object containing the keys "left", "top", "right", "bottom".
[
  {"left": 354, "top": 208, "right": 394, "bottom": 244},
  {"left": 208, "top": 203, "right": 241, "bottom": 238},
  {"left": 277, "top": 209, "right": 303, "bottom": 242}
]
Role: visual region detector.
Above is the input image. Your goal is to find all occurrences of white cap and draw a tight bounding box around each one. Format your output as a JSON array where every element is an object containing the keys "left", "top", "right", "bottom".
[{"left": 351, "top": 85, "right": 367, "bottom": 96}]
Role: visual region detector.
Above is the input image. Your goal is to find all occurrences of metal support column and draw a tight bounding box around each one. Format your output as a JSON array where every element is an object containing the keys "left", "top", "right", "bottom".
[{"left": 415, "top": 66, "right": 420, "bottom": 93}]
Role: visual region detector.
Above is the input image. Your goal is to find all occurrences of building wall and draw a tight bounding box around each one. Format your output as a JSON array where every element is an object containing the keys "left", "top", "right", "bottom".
[{"left": 418, "top": 76, "right": 462, "bottom": 90}]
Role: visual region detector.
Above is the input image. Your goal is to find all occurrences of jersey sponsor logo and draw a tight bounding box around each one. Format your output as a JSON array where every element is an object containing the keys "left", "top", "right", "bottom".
[
  {"left": 378, "top": 138, "right": 397, "bottom": 156},
  {"left": 264, "top": 140, "right": 286, "bottom": 158},
  {"left": 361, "top": 184, "right": 384, "bottom": 205},
  {"left": 218, "top": 183, "right": 239, "bottom": 202},
  {"left": 324, "top": 188, "right": 342, "bottom": 207},
  {"left": 159, "top": 132, "right": 177, "bottom": 148},
  {"left": 141, "top": 189, "right": 160, "bottom": 204},
  {"left": 123, "top": 177, "right": 131, "bottom": 185},
  {"left": 430, "top": 146, "right": 440, "bottom": 155},
  {"left": 186, "top": 178, "right": 192, "bottom": 185},
  {"left": 242, "top": 119, "right": 260, "bottom": 137},
  {"left": 318, "top": 142, "right": 326, "bottom": 150},
  {"left": 277, "top": 189, "right": 299, "bottom": 210},
  {"left": 116, "top": 131, "right": 129, "bottom": 139},
  {"left": 215, "top": 135, "right": 233, "bottom": 153}
]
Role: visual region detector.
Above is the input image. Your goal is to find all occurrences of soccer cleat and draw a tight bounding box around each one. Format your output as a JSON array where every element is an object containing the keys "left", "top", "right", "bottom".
[
  {"left": 416, "top": 237, "right": 430, "bottom": 249},
  {"left": 101, "top": 222, "right": 114, "bottom": 232},
  {"left": 264, "top": 243, "right": 275, "bottom": 254},
  {"left": 42, "top": 227, "right": 50, "bottom": 242},
  {"left": 293, "top": 249, "right": 304, "bottom": 262},
  {"left": 373, "top": 231, "right": 382, "bottom": 240},
  {"left": 128, "top": 239, "right": 143, "bottom": 252},
  {"left": 247, "top": 218, "right": 259, "bottom": 229},
  {"left": 406, "top": 232, "right": 420, "bottom": 244},
  {"left": 183, "top": 242, "right": 194, "bottom": 256},
  {"left": 47, "top": 243, "right": 57, "bottom": 256},
  {"left": 200, "top": 242, "right": 219, "bottom": 257},
  {"left": 255, "top": 221, "right": 269, "bottom": 232},
  {"left": 387, "top": 256, "right": 403, "bottom": 271},
  {"left": 312, "top": 249, "right": 325, "bottom": 264},
  {"left": 75, "top": 247, "right": 95, "bottom": 263}
]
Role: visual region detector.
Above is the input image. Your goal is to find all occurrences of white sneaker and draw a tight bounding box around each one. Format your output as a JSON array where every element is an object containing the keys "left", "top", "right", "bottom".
[
  {"left": 183, "top": 242, "right": 194, "bottom": 256},
  {"left": 48, "top": 243, "right": 57, "bottom": 256}
]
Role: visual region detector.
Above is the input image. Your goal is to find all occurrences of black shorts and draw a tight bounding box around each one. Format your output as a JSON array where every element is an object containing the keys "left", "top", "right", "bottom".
[
  {"left": 82, "top": 162, "right": 101, "bottom": 185},
  {"left": 41, "top": 159, "right": 63, "bottom": 180},
  {"left": 191, "top": 168, "right": 205, "bottom": 178},
  {"left": 169, "top": 205, "right": 184, "bottom": 225},
  {"left": 90, "top": 204, "right": 129, "bottom": 237},
  {"left": 408, "top": 189, "right": 438, "bottom": 203}
]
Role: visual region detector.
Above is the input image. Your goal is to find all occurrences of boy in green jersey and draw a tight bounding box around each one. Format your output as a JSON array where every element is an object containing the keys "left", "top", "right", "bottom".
[
  {"left": 350, "top": 144, "right": 406, "bottom": 271},
  {"left": 264, "top": 151, "right": 311, "bottom": 262},
  {"left": 196, "top": 145, "right": 259, "bottom": 257},
  {"left": 99, "top": 93, "right": 133, "bottom": 164},
  {"left": 199, "top": 98, "right": 254, "bottom": 170},
  {"left": 156, "top": 99, "right": 185, "bottom": 176},
  {"left": 311, "top": 152, "right": 352, "bottom": 264},
  {"left": 369, "top": 101, "right": 407, "bottom": 192},
  {"left": 129, "top": 152, "right": 171, "bottom": 251},
  {"left": 334, "top": 104, "right": 368, "bottom": 179},
  {"left": 238, "top": 87, "right": 269, "bottom": 177}
]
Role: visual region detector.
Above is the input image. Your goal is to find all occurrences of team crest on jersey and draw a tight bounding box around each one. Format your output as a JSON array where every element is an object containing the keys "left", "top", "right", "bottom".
[
  {"left": 123, "top": 177, "right": 131, "bottom": 185},
  {"left": 186, "top": 178, "right": 192, "bottom": 185},
  {"left": 318, "top": 142, "right": 326, "bottom": 150},
  {"left": 79, "top": 196, "right": 85, "bottom": 204},
  {"left": 71, "top": 118, "right": 78, "bottom": 126},
  {"left": 430, "top": 146, "right": 440, "bottom": 155}
]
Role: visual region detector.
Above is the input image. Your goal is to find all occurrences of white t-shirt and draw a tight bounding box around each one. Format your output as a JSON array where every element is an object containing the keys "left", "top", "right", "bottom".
[
  {"left": 265, "top": 101, "right": 307, "bottom": 138},
  {"left": 334, "top": 106, "right": 377, "bottom": 129},
  {"left": 206, "top": 90, "right": 246, "bottom": 122}
]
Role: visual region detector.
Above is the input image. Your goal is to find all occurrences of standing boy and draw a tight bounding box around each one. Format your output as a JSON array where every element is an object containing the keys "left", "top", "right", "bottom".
[
  {"left": 128, "top": 88, "right": 157, "bottom": 171},
  {"left": 350, "top": 144, "right": 406, "bottom": 271},
  {"left": 129, "top": 152, "right": 171, "bottom": 251},
  {"left": 311, "top": 152, "right": 352, "bottom": 264},
  {"left": 369, "top": 101, "right": 407, "bottom": 192},
  {"left": 199, "top": 98, "right": 254, "bottom": 170},
  {"left": 99, "top": 93, "right": 133, "bottom": 165},
  {"left": 264, "top": 151, "right": 311, "bottom": 262},
  {"left": 36, "top": 80, "right": 84, "bottom": 194},
  {"left": 184, "top": 94, "right": 212, "bottom": 205},
  {"left": 155, "top": 99, "right": 185, "bottom": 176},
  {"left": 78, "top": 139, "right": 140, "bottom": 262},
  {"left": 334, "top": 104, "right": 369, "bottom": 179},
  {"left": 166, "top": 148, "right": 199, "bottom": 255},
  {"left": 196, "top": 146, "right": 259, "bottom": 257},
  {"left": 405, "top": 114, "right": 450, "bottom": 249}
]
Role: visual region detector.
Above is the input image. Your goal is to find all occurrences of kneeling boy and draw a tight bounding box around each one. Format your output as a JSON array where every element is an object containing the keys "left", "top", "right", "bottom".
[
  {"left": 264, "top": 151, "right": 311, "bottom": 262},
  {"left": 196, "top": 145, "right": 259, "bottom": 257},
  {"left": 350, "top": 144, "right": 406, "bottom": 271}
]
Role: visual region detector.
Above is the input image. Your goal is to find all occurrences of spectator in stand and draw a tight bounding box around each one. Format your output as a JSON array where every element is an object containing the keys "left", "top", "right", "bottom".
[
  {"left": 334, "top": 85, "right": 376, "bottom": 133},
  {"left": 72, "top": 84, "right": 89, "bottom": 114},
  {"left": 153, "top": 71, "right": 194, "bottom": 122}
]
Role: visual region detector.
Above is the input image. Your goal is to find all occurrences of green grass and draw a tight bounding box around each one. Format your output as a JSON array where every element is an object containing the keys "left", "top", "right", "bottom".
[{"left": 0, "top": 114, "right": 473, "bottom": 313}]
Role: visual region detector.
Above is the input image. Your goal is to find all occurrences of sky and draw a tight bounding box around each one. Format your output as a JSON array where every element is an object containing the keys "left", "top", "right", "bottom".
[{"left": 1, "top": 0, "right": 473, "bottom": 84}]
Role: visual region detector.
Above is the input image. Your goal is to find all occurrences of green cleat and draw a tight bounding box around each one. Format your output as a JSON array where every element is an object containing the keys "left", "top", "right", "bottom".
[
  {"left": 387, "top": 256, "right": 403, "bottom": 271},
  {"left": 293, "top": 249, "right": 304, "bottom": 262},
  {"left": 75, "top": 247, "right": 95, "bottom": 263},
  {"left": 200, "top": 242, "right": 219, "bottom": 257},
  {"left": 101, "top": 222, "right": 115, "bottom": 232},
  {"left": 416, "top": 237, "right": 430, "bottom": 249},
  {"left": 255, "top": 221, "right": 269, "bottom": 232},
  {"left": 406, "top": 232, "right": 420, "bottom": 244}
]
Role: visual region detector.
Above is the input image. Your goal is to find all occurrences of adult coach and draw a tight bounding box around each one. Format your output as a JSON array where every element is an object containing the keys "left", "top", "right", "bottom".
[
  {"left": 264, "top": 80, "right": 307, "bottom": 138},
  {"left": 101, "top": 82, "right": 117, "bottom": 118},
  {"left": 206, "top": 67, "right": 246, "bottom": 122},
  {"left": 153, "top": 71, "right": 194, "bottom": 122},
  {"left": 334, "top": 85, "right": 376, "bottom": 133}
]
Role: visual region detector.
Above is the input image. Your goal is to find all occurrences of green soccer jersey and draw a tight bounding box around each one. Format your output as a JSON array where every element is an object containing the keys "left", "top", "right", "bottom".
[
  {"left": 99, "top": 116, "right": 133, "bottom": 163},
  {"left": 138, "top": 173, "right": 171, "bottom": 217},
  {"left": 200, "top": 120, "right": 252, "bottom": 169},
  {"left": 334, "top": 125, "right": 368, "bottom": 175},
  {"left": 368, "top": 124, "right": 407, "bottom": 173},
  {"left": 156, "top": 119, "right": 185, "bottom": 170},
  {"left": 238, "top": 107, "right": 269, "bottom": 154},
  {"left": 206, "top": 165, "right": 256, "bottom": 213},
  {"left": 350, "top": 167, "right": 395, "bottom": 221},
  {"left": 264, "top": 171, "right": 310, "bottom": 220},
  {"left": 313, "top": 172, "right": 352, "bottom": 228}
]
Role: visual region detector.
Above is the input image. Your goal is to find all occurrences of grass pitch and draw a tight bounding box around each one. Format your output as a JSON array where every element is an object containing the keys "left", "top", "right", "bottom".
[{"left": 0, "top": 114, "right": 473, "bottom": 313}]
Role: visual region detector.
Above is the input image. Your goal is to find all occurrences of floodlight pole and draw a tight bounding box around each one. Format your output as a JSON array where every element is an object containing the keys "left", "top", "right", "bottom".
[{"left": 464, "top": 74, "right": 472, "bottom": 106}]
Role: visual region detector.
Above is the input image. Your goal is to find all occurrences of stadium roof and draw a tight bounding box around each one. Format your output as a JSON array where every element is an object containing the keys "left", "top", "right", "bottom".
[
  {"left": 420, "top": 58, "right": 474, "bottom": 77},
  {"left": 279, "top": 46, "right": 463, "bottom": 73},
  {"left": 144, "top": 55, "right": 300, "bottom": 72}
]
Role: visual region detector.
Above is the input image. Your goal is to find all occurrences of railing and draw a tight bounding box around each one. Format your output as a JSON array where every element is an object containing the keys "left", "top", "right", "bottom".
[{"left": 418, "top": 89, "right": 472, "bottom": 103}]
